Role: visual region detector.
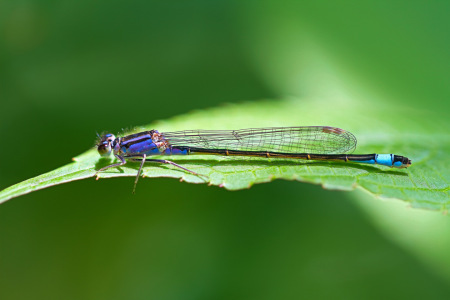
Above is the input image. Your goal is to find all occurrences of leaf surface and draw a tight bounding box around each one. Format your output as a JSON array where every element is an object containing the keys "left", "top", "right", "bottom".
[{"left": 1, "top": 99, "right": 448, "bottom": 210}]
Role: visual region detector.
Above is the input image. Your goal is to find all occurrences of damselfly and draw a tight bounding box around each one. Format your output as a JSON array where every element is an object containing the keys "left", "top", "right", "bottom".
[{"left": 95, "top": 126, "right": 411, "bottom": 192}]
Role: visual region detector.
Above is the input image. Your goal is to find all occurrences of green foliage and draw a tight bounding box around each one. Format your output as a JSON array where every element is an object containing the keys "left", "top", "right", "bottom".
[{"left": 0, "top": 99, "right": 448, "bottom": 210}]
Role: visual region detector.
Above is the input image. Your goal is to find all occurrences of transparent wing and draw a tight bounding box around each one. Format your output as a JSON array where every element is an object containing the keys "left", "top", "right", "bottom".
[{"left": 162, "top": 126, "right": 357, "bottom": 154}]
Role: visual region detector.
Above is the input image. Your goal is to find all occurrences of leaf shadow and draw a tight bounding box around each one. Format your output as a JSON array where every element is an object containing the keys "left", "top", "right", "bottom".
[
  {"left": 174, "top": 158, "right": 409, "bottom": 176},
  {"left": 95, "top": 156, "right": 408, "bottom": 177}
]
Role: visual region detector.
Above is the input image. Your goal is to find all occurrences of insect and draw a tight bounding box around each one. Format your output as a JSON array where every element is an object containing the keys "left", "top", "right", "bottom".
[{"left": 95, "top": 126, "right": 411, "bottom": 192}]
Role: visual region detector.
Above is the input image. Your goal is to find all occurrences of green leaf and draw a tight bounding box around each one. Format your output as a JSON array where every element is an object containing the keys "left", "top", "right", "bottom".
[{"left": 1, "top": 99, "right": 449, "bottom": 210}]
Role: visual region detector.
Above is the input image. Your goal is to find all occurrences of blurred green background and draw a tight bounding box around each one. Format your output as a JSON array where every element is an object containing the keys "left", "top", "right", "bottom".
[{"left": 1, "top": 1, "right": 449, "bottom": 299}]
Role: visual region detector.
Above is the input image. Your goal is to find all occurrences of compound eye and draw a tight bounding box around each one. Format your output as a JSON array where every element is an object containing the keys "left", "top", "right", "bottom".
[{"left": 97, "top": 141, "right": 112, "bottom": 156}]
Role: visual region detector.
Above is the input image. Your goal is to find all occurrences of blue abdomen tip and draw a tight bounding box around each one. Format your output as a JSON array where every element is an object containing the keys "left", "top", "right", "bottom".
[{"left": 376, "top": 154, "right": 393, "bottom": 167}]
